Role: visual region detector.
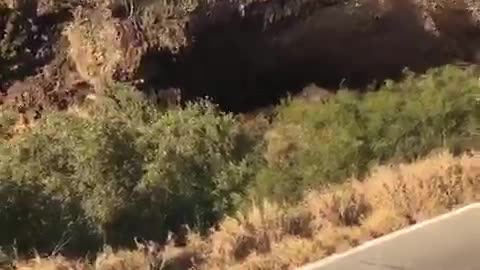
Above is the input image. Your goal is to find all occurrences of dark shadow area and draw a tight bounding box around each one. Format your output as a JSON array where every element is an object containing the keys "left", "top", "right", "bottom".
[
  {"left": 135, "top": 48, "right": 182, "bottom": 90},
  {"left": 142, "top": 0, "right": 480, "bottom": 113},
  {"left": 0, "top": 6, "right": 73, "bottom": 93},
  {"left": 0, "top": 183, "right": 102, "bottom": 259}
]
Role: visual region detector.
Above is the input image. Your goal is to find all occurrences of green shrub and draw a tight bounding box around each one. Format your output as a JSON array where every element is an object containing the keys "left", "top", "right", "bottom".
[
  {"left": 0, "top": 110, "right": 16, "bottom": 140},
  {"left": 1, "top": 65, "right": 478, "bottom": 254},
  {"left": 0, "top": 130, "right": 100, "bottom": 254},
  {"left": 0, "top": 85, "right": 257, "bottom": 253},
  {"left": 253, "top": 66, "right": 480, "bottom": 202}
]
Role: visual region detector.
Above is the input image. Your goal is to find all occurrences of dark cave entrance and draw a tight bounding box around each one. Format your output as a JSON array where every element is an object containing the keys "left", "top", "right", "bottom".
[{"left": 138, "top": 0, "right": 480, "bottom": 114}]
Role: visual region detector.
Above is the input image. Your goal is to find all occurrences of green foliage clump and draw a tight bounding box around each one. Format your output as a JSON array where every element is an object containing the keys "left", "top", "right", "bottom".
[
  {"left": 0, "top": 110, "right": 16, "bottom": 140},
  {"left": 253, "top": 66, "right": 480, "bottom": 202},
  {"left": 0, "top": 85, "right": 256, "bottom": 253}
]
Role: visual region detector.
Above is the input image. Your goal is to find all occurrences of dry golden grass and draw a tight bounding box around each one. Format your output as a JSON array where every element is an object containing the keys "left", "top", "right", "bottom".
[
  {"left": 64, "top": 7, "right": 122, "bottom": 90},
  {"left": 63, "top": 1, "right": 190, "bottom": 93},
  {"left": 14, "top": 255, "right": 90, "bottom": 270},
  {"left": 14, "top": 150, "right": 480, "bottom": 270},
  {"left": 64, "top": 5, "right": 148, "bottom": 92},
  {"left": 197, "top": 150, "right": 479, "bottom": 270}
]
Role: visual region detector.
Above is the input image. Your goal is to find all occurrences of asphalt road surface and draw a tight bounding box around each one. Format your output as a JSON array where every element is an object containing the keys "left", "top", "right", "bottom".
[{"left": 296, "top": 203, "right": 480, "bottom": 270}]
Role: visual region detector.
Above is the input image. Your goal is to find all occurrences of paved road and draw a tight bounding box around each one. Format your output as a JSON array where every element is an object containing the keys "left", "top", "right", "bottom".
[{"left": 296, "top": 203, "right": 480, "bottom": 270}]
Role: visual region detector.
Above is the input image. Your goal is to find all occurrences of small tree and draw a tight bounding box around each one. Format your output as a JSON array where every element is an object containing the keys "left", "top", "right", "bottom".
[{"left": 0, "top": 85, "right": 258, "bottom": 252}]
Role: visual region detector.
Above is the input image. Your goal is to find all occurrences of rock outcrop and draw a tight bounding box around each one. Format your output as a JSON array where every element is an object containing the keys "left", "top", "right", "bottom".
[{"left": 2, "top": 0, "right": 480, "bottom": 114}]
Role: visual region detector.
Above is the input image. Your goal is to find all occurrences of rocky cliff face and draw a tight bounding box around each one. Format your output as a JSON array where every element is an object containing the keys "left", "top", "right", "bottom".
[
  {"left": 179, "top": 0, "right": 480, "bottom": 111},
  {"left": 1, "top": 0, "right": 480, "bottom": 114}
]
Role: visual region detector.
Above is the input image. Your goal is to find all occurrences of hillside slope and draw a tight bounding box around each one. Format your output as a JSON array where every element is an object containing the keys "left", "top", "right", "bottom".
[{"left": 1, "top": 0, "right": 480, "bottom": 113}]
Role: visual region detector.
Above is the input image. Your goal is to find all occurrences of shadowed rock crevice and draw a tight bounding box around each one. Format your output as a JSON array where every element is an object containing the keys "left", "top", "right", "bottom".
[
  {"left": 155, "top": 0, "right": 480, "bottom": 113},
  {"left": 0, "top": 1, "right": 73, "bottom": 92}
]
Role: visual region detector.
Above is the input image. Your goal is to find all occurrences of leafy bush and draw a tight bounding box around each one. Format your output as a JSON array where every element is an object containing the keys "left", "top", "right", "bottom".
[
  {"left": 1, "top": 65, "right": 478, "bottom": 255},
  {"left": 0, "top": 85, "right": 257, "bottom": 253},
  {"left": 253, "top": 66, "right": 480, "bottom": 202},
  {"left": 0, "top": 110, "right": 16, "bottom": 140}
]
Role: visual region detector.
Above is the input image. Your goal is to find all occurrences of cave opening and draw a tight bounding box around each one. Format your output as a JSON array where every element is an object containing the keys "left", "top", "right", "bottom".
[{"left": 137, "top": 0, "right": 480, "bottom": 114}]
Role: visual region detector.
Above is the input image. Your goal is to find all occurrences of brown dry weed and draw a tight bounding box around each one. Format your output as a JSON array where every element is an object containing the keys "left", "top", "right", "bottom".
[{"left": 13, "top": 150, "right": 480, "bottom": 270}]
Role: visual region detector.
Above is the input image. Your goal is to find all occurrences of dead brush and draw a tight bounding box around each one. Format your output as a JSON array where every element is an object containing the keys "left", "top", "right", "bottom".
[
  {"left": 204, "top": 199, "right": 314, "bottom": 268},
  {"left": 4, "top": 91, "right": 44, "bottom": 135},
  {"left": 14, "top": 254, "right": 90, "bottom": 270},
  {"left": 94, "top": 233, "right": 201, "bottom": 270},
  {"left": 304, "top": 184, "right": 370, "bottom": 228},
  {"left": 364, "top": 150, "right": 480, "bottom": 225},
  {"left": 222, "top": 236, "right": 326, "bottom": 270},
  {"left": 205, "top": 215, "right": 270, "bottom": 266},
  {"left": 64, "top": 5, "right": 146, "bottom": 92},
  {"left": 199, "top": 150, "right": 480, "bottom": 270},
  {"left": 11, "top": 150, "right": 480, "bottom": 270},
  {"left": 94, "top": 242, "right": 161, "bottom": 270}
]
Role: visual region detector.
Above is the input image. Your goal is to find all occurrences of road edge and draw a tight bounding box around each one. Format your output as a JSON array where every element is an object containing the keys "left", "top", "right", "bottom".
[{"left": 295, "top": 202, "right": 480, "bottom": 270}]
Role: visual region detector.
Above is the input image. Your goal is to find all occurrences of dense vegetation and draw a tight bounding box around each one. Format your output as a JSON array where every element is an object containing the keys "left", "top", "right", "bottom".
[
  {"left": 254, "top": 66, "right": 479, "bottom": 201},
  {"left": 0, "top": 86, "right": 260, "bottom": 253},
  {"left": 0, "top": 65, "right": 478, "bottom": 261}
]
